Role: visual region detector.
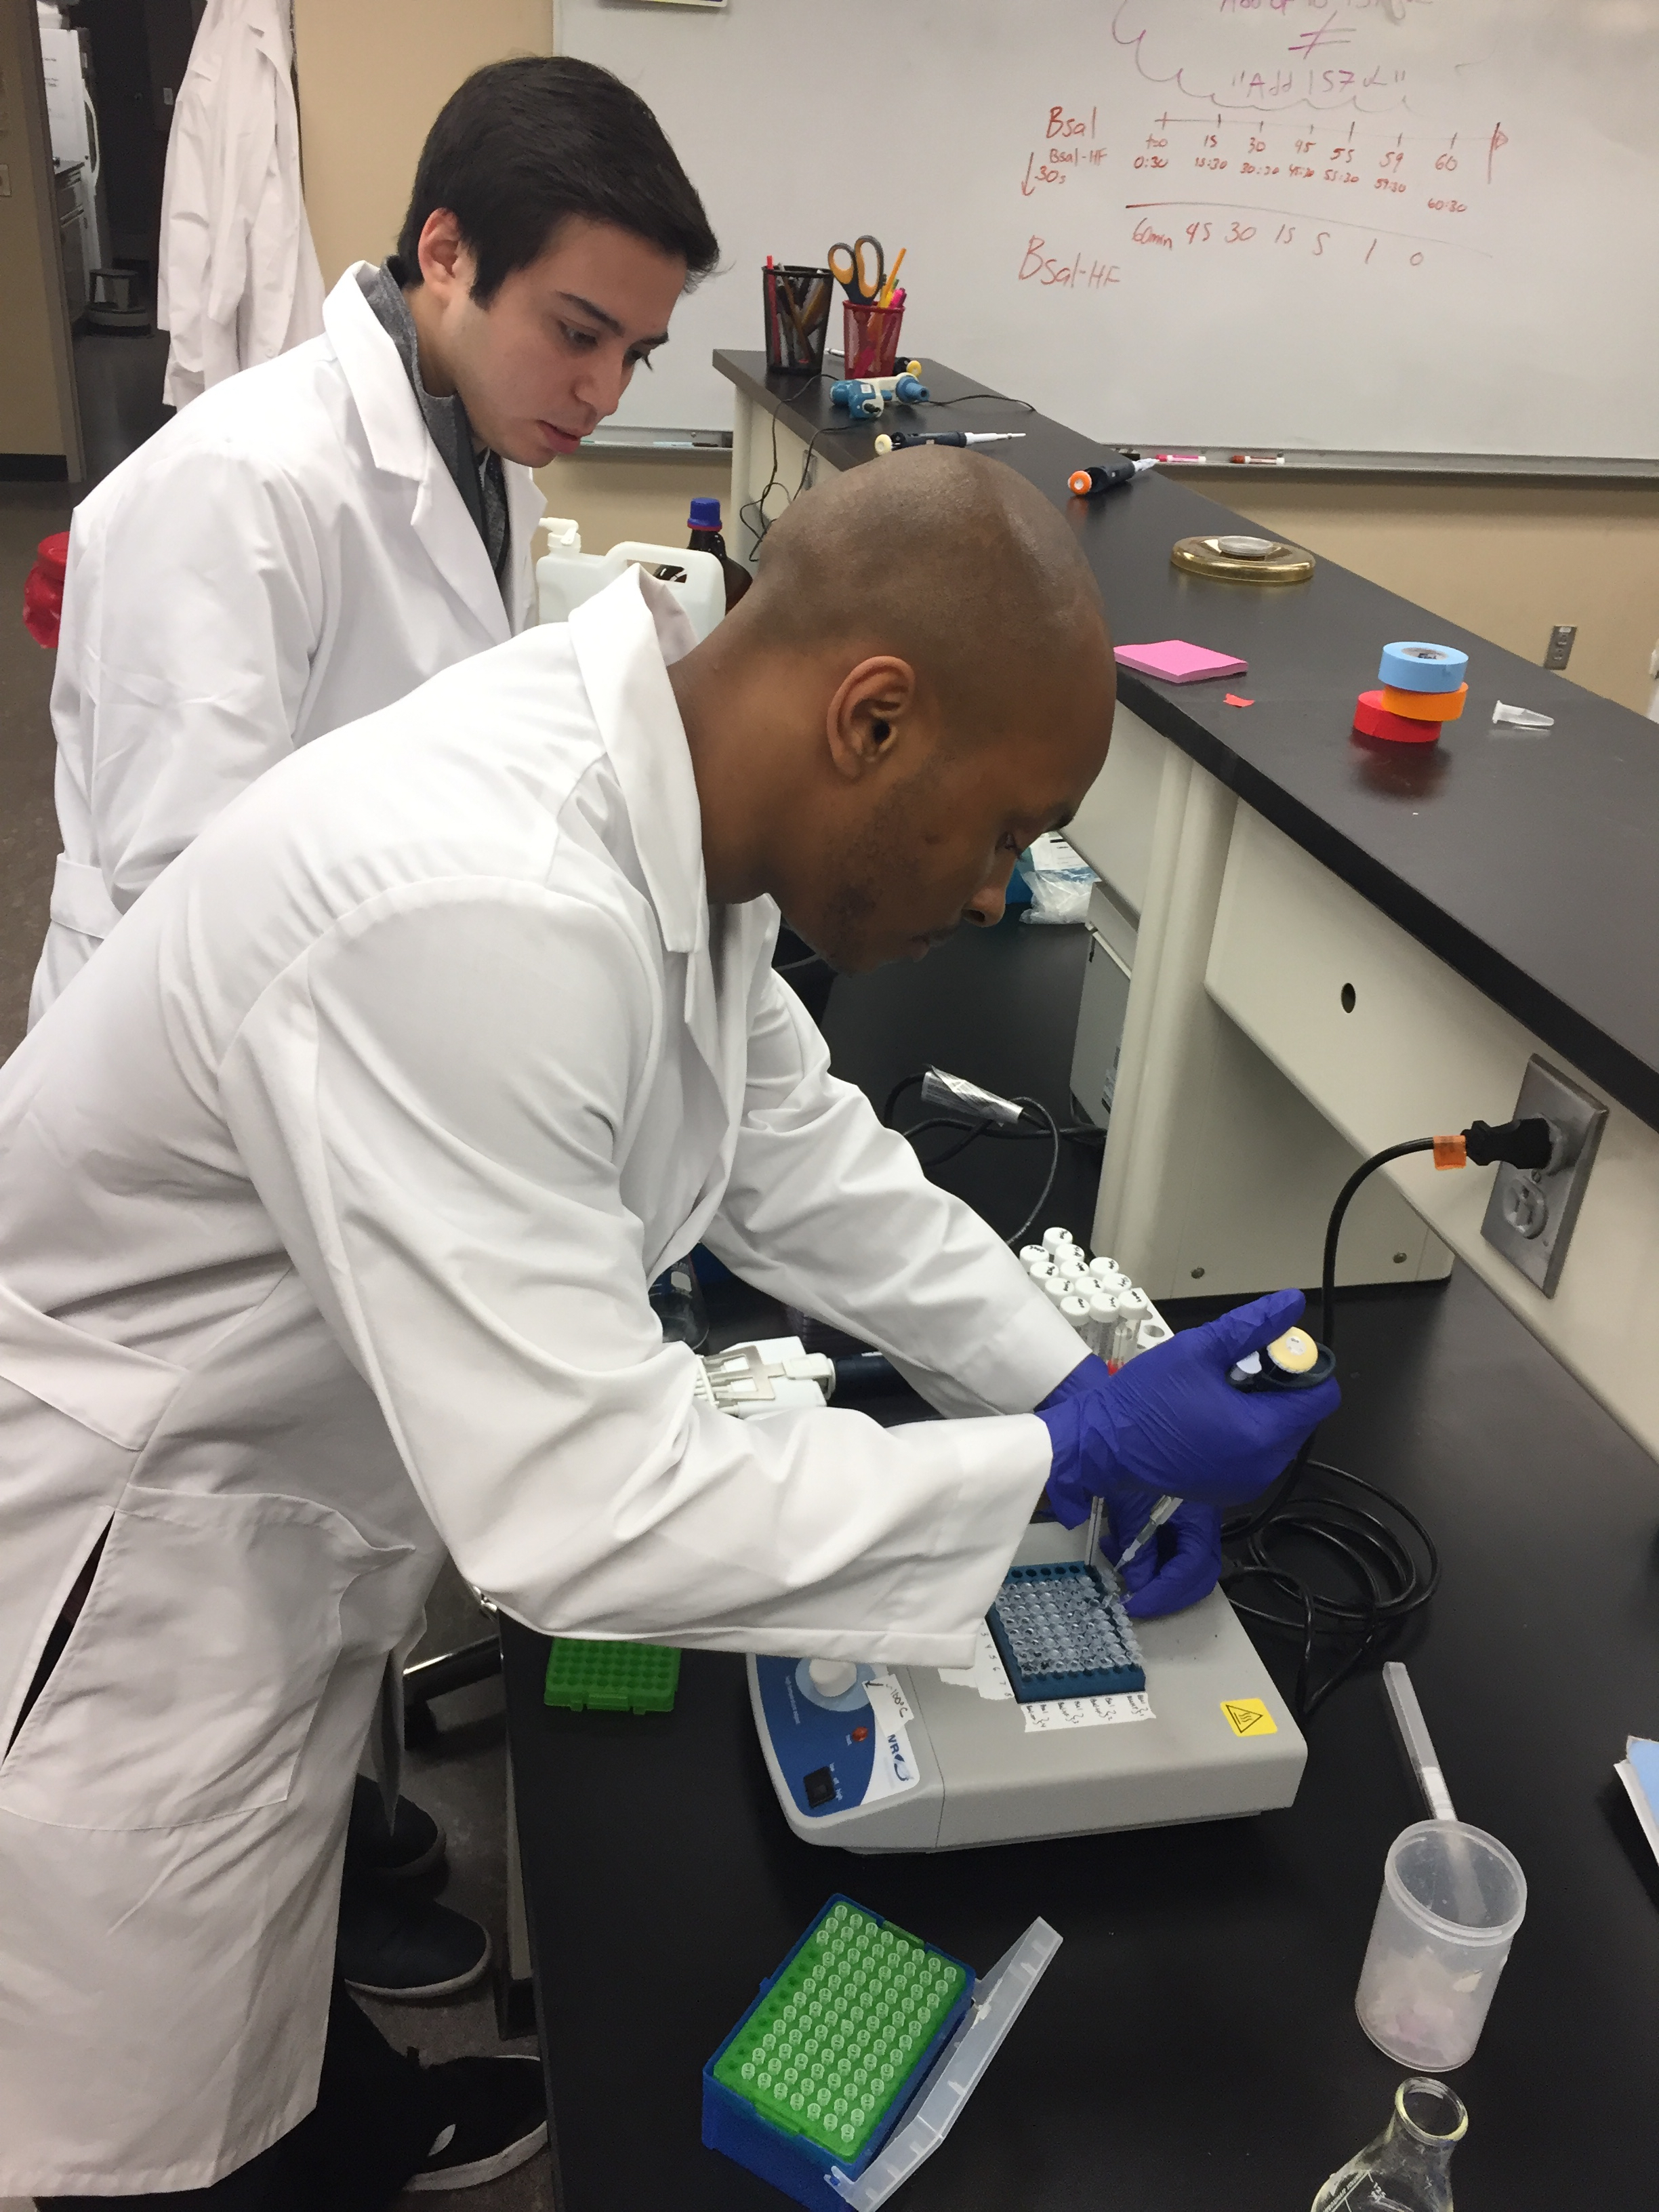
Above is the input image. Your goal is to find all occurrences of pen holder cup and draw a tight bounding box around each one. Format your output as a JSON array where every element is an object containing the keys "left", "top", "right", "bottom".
[
  {"left": 843, "top": 302, "right": 905, "bottom": 379},
  {"left": 763, "top": 266, "right": 834, "bottom": 375},
  {"left": 1355, "top": 1820, "right": 1526, "bottom": 2070}
]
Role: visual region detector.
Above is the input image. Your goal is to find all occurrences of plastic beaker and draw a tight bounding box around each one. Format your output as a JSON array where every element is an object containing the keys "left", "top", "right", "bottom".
[
  {"left": 843, "top": 302, "right": 905, "bottom": 379},
  {"left": 763, "top": 266, "right": 833, "bottom": 374},
  {"left": 1355, "top": 1819, "right": 1526, "bottom": 2069}
]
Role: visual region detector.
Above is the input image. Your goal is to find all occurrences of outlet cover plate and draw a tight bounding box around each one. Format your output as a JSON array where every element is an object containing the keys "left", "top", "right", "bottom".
[{"left": 1480, "top": 1056, "right": 1606, "bottom": 1296}]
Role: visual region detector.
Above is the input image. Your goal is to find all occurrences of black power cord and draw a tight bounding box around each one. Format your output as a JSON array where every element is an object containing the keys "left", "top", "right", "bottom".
[
  {"left": 880, "top": 1071, "right": 1102, "bottom": 1250},
  {"left": 1221, "top": 1115, "right": 1551, "bottom": 1721}
]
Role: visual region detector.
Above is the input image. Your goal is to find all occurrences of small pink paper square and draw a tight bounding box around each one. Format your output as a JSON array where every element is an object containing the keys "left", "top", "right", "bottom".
[{"left": 1115, "top": 640, "right": 1248, "bottom": 683}]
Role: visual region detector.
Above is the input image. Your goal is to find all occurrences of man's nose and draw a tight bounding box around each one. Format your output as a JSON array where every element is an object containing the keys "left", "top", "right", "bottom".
[{"left": 964, "top": 878, "right": 1008, "bottom": 930}]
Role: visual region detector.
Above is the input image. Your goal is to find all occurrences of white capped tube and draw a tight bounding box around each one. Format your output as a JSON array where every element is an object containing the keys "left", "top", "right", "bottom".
[
  {"left": 1042, "top": 1227, "right": 1076, "bottom": 1254},
  {"left": 1044, "top": 1277, "right": 1073, "bottom": 1307},
  {"left": 1027, "top": 1259, "right": 1058, "bottom": 1283},
  {"left": 1055, "top": 1258, "right": 1090, "bottom": 1284},
  {"left": 1019, "top": 1245, "right": 1047, "bottom": 1267},
  {"left": 1109, "top": 1313, "right": 1140, "bottom": 1368},
  {"left": 1112, "top": 1287, "right": 1151, "bottom": 1317},
  {"left": 1060, "top": 1294, "right": 1092, "bottom": 1332},
  {"left": 1085, "top": 1291, "right": 1118, "bottom": 1359},
  {"left": 1088, "top": 1256, "right": 1121, "bottom": 1279},
  {"left": 1088, "top": 1265, "right": 1128, "bottom": 1293}
]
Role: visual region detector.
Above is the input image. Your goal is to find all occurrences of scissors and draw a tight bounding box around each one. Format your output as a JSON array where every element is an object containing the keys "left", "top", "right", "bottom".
[{"left": 827, "top": 234, "right": 886, "bottom": 304}]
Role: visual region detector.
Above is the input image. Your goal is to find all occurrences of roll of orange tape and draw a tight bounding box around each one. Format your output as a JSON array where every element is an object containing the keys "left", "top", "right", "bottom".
[{"left": 1378, "top": 682, "right": 1467, "bottom": 722}]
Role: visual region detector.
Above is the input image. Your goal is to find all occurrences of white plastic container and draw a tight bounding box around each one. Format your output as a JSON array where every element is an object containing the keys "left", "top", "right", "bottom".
[
  {"left": 1059, "top": 1294, "right": 1092, "bottom": 1332},
  {"left": 1355, "top": 1819, "right": 1527, "bottom": 2070},
  {"left": 536, "top": 520, "right": 725, "bottom": 641}
]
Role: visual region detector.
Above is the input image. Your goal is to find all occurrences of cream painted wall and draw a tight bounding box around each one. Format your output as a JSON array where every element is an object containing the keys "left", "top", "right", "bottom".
[
  {"left": 530, "top": 455, "right": 733, "bottom": 560},
  {"left": 1181, "top": 474, "right": 1659, "bottom": 716},
  {"left": 0, "top": 0, "right": 79, "bottom": 465},
  {"left": 293, "top": 0, "right": 554, "bottom": 287}
]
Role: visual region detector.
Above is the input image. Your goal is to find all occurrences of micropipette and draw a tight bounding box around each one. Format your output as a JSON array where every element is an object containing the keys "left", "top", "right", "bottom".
[{"left": 1112, "top": 1493, "right": 1181, "bottom": 1572}]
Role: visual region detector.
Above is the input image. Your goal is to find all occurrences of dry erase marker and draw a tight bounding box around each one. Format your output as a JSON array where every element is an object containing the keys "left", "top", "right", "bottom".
[
  {"left": 1230, "top": 451, "right": 1286, "bottom": 466},
  {"left": 1155, "top": 452, "right": 1205, "bottom": 464}
]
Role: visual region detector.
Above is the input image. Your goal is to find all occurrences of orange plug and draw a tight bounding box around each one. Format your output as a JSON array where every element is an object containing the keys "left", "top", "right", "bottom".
[{"left": 1432, "top": 1134, "right": 1467, "bottom": 1170}]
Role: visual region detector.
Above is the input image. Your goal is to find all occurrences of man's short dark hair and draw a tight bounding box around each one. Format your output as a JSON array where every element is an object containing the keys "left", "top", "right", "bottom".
[{"left": 398, "top": 56, "right": 719, "bottom": 299}]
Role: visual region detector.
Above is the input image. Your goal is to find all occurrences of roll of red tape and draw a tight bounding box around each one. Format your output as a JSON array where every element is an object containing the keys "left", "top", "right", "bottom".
[{"left": 1354, "top": 689, "right": 1441, "bottom": 744}]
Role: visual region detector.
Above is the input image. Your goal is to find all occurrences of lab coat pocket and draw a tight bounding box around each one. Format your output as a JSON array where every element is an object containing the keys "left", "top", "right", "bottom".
[{"left": 0, "top": 1486, "right": 413, "bottom": 1831}]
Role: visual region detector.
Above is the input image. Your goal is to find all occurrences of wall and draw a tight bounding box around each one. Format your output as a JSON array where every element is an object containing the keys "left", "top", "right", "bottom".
[
  {"left": 0, "top": 0, "right": 79, "bottom": 467},
  {"left": 1181, "top": 474, "right": 1659, "bottom": 716},
  {"left": 531, "top": 454, "right": 733, "bottom": 558},
  {"left": 293, "top": 0, "right": 554, "bottom": 287}
]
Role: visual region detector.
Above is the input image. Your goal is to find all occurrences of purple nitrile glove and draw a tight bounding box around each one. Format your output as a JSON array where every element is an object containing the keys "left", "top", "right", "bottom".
[
  {"left": 1107, "top": 1490, "right": 1223, "bottom": 1620},
  {"left": 1036, "top": 1289, "right": 1339, "bottom": 1524}
]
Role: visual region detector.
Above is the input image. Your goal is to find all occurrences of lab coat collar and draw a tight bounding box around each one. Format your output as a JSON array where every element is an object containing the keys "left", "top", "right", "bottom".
[
  {"left": 323, "top": 266, "right": 511, "bottom": 646},
  {"left": 568, "top": 570, "right": 705, "bottom": 959}
]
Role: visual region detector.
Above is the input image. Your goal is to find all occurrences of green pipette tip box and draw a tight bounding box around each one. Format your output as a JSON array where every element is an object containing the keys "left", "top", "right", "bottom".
[
  {"left": 708, "top": 1899, "right": 969, "bottom": 2174},
  {"left": 542, "top": 1637, "right": 680, "bottom": 1713}
]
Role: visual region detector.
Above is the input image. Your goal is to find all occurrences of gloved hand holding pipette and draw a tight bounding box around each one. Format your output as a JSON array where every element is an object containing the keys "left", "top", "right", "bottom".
[{"left": 1036, "top": 1290, "right": 1339, "bottom": 1615}]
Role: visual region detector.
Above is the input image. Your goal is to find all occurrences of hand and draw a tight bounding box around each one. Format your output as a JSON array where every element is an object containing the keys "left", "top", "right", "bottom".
[
  {"left": 1101, "top": 1490, "right": 1223, "bottom": 1620},
  {"left": 1036, "top": 1288, "right": 1339, "bottom": 1521}
]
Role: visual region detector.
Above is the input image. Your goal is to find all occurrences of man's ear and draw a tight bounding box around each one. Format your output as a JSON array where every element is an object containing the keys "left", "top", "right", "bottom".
[
  {"left": 416, "top": 209, "right": 472, "bottom": 301},
  {"left": 825, "top": 657, "right": 918, "bottom": 783}
]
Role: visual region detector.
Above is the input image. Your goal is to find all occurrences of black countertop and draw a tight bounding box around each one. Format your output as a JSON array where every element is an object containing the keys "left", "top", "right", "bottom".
[{"left": 717, "top": 349, "right": 1659, "bottom": 1136}]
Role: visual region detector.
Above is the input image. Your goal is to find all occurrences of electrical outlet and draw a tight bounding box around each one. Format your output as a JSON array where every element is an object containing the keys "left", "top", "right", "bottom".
[
  {"left": 1479, "top": 1056, "right": 1606, "bottom": 1295},
  {"left": 1543, "top": 624, "right": 1576, "bottom": 671}
]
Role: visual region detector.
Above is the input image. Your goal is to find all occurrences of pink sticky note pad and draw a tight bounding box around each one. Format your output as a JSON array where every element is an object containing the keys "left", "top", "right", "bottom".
[{"left": 1115, "top": 640, "right": 1248, "bottom": 683}]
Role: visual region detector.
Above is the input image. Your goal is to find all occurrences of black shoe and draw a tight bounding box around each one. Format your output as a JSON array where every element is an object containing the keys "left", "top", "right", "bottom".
[
  {"left": 345, "top": 1775, "right": 448, "bottom": 1883},
  {"left": 404, "top": 2055, "right": 548, "bottom": 2192},
  {"left": 337, "top": 1879, "right": 491, "bottom": 2001}
]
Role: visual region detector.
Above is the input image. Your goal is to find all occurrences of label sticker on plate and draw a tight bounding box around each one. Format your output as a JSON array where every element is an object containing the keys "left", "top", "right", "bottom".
[{"left": 1021, "top": 1690, "right": 1154, "bottom": 1734}]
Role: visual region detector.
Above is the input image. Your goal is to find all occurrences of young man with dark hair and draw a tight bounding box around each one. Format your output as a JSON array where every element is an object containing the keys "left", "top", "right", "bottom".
[
  {"left": 34, "top": 53, "right": 717, "bottom": 1022},
  {"left": 20, "top": 54, "right": 714, "bottom": 2185}
]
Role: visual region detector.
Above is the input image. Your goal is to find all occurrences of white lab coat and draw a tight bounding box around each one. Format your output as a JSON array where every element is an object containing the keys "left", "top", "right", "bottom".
[
  {"left": 157, "top": 0, "right": 324, "bottom": 409},
  {"left": 0, "top": 571, "right": 1084, "bottom": 2196},
  {"left": 33, "top": 266, "right": 544, "bottom": 1024}
]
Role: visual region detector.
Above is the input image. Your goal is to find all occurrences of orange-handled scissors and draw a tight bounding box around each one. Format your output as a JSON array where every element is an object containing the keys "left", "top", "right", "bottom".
[{"left": 827, "top": 234, "right": 886, "bottom": 304}]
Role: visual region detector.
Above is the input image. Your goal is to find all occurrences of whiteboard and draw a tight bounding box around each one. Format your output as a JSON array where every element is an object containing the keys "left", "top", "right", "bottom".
[{"left": 561, "top": 0, "right": 1659, "bottom": 459}]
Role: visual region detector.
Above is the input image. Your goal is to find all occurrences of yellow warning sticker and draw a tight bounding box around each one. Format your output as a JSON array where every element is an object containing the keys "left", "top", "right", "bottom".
[{"left": 1221, "top": 1698, "right": 1278, "bottom": 1738}]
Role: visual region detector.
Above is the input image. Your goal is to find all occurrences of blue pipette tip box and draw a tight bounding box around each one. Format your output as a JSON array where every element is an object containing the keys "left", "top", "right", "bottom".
[
  {"left": 987, "top": 1559, "right": 1146, "bottom": 1702},
  {"left": 701, "top": 1896, "right": 973, "bottom": 2210}
]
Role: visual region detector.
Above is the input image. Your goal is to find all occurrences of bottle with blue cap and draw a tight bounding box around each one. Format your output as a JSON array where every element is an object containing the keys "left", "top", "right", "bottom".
[{"left": 688, "top": 496, "right": 751, "bottom": 612}]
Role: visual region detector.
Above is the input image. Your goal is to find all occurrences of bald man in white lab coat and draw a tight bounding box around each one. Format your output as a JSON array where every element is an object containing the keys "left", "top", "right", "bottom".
[{"left": 0, "top": 453, "right": 1334, "bottom": 2206}]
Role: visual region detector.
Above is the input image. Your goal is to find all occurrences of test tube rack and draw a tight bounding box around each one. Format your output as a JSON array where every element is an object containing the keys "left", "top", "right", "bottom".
[{"left": 542, "top": 1637, "right": 681, "bottom": 1714}]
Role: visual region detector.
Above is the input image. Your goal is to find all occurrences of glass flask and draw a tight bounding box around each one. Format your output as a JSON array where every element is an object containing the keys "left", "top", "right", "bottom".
[{"left": 1311, "top": 2076, "right": 1467, "bottom": 2212}]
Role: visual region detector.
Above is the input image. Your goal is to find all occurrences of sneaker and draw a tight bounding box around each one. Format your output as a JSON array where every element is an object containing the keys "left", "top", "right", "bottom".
[
  {"left": 345, "top": 1776, "right": 448, "bottom": 1883},
  {"left": 337, "top": 1880, "right": 491, "bottom": 2001},
  {"left": 404, "top": 2055, "right": 548, "bottom": 2192}
]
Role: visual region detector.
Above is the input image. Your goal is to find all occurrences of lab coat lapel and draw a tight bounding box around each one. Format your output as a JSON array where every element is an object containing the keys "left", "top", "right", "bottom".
[
  {"left": 567, "top": 573, "right": 729, "bottom": 1088},
  {"left": 323, "top": 271, "right": 511, "bottom": 648}
]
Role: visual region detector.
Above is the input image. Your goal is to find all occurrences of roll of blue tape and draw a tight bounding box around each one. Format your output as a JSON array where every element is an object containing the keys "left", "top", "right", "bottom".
[{"left": 1378, "top": 640, "right": 1470, "bottom": 692}]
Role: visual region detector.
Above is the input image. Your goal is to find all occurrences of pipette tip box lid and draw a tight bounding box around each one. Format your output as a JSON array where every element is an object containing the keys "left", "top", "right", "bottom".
[
  {"left": 543, "top": 1637, "right": 680, "bottom": 1713},
  {"left": 703, "top": 1897, "right": 972, "bottom": 2209},
  {"left": 987, "top": 1560, "right": 1146, "bottom": 1703}
]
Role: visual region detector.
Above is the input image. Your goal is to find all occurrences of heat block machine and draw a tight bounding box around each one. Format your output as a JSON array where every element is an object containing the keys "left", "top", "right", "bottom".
[
  {"left": 710, "top": 1281, "right": 1306, "bottom": 1851},
  {"left": 747, "top": 1515, "right": 1304, "bottom": 1853}
]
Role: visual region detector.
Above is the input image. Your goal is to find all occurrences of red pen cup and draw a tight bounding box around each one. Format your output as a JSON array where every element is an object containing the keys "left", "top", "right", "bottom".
[
  {"left": 763, "top": 266, "right": 833, "bottom": 374},
  {"left": 843, "top": 302, "right": 905, "bottom": 379}
]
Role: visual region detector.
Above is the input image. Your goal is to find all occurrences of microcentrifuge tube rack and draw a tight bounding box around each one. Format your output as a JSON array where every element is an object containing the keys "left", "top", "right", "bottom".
[
  {"left": 987, "top": 1560, "right": 1147, "bottom": 1702},
  {"left": 542, "top": 1637, "right": 680, "bottom": 1713}
]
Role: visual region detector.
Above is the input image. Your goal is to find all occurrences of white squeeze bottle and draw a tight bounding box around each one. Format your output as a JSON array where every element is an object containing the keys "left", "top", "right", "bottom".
[{"left": 535, "top": 518, "right": 726, "bottom": 641}]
